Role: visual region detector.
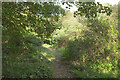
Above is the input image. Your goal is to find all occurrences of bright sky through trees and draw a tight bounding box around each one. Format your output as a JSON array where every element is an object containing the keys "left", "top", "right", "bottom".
[
  {"left": 60, "top": 0, "right": 120, "bottom": 12},
  {"left": 96, "top": 0, "right": 119, "bottom": 5}
]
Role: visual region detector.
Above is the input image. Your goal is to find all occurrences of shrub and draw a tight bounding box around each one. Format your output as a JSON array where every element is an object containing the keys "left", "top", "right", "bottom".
[{"left": 62, "top": 17, "right": 120, "bottom": 78}]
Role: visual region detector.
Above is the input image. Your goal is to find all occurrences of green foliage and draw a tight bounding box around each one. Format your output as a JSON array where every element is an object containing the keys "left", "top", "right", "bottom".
[
  {"left": 62, "top": 2, "right": 112, "bottom": 18},
  {"left": 2, "top": 2, "right": 65, "bottom": 39},
  {"left": 54, "top": 15, "right": 120, "bottom": 78},
  {"left": 2, "top": 33, "right": 55, "bottom": 78},
  {"left": 2, "top": 2, "right": 64, "bottom": 77},
  {"left": 2, "top": 2, "right": 119, "bottom": 78},
  {"left": 25, "top": 32, "right": 43, "bottom": 45},
  {"left": 52, "top": 11, "right": 84, "bottom": 48}
]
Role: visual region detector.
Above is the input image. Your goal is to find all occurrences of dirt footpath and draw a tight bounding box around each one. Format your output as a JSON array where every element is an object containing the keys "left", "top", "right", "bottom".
[{"left": 47, "top": 47, "right": 73, "bottom": 78}]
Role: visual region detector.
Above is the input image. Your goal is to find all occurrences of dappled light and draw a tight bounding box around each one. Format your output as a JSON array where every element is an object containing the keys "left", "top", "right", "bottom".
[{"left": 2, "top": 1, "right": 120, "bottom": 79}]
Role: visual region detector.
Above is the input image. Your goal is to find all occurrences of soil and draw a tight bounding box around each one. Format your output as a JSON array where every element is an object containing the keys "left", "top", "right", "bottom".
[{"left": 47, "top": 47, "right": 73, "bottom": 78}]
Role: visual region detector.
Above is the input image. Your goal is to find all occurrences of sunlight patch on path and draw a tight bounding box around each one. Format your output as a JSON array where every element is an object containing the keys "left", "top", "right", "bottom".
[{"left": 43, "top": 44, "right": 73, "bottom": 78}]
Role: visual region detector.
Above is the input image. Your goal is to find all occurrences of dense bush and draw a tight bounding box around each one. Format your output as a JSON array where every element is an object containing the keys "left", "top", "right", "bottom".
[
  {"left": 52, "top": 24, "right": 84, "bottom": 48},
  {"left": 2, "top": 32, "right": 55, "bottom": 78},
  {"left": 2, "top": 2, "right": 119, "bottom": 78},
  {"left": 61, "top": 17, "right": 120, "bottom": 78},
  {"left": 2, "top": 2, "right": 64, "bottom": 78}
]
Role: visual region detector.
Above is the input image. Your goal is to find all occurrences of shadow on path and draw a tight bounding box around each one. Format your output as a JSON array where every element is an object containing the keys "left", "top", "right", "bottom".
[{"left": 47, "top": 47, "right": 73, "bottom": 78}]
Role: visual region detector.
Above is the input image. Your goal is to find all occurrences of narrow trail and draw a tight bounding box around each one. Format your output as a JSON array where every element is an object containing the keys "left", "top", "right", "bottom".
[{"left": 47, "top": 47, "right": 73, "bottom": 78}]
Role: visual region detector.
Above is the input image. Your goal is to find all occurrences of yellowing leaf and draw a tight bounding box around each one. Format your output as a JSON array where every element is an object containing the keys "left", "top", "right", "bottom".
[{"left": 106, "top": 56, "right": 110, "bottom": 60}]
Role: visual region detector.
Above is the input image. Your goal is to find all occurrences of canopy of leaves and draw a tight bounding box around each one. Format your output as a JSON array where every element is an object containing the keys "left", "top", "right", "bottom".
[
  {"left": 62, "top": 2, "right": 112, "bottom": 18},
  {"left": 2, "top": 2, "right": 65, "bottom": 39}
]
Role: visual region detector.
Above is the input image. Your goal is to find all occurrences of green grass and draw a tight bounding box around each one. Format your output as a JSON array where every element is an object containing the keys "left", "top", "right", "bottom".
[
  {"left": 42, "top": 44, "right": 52, "bottom": 48},
  {"left": 54, "top": 46, "right": 120, "bottom": 78},
  {"left": 72, "top": 64, "right": 118, "bottom": 78},
  {"left": 3, "top": 33, "right": 56, "bottom": 78}
]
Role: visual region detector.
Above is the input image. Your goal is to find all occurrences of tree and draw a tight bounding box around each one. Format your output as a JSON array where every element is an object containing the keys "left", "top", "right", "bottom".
[
  {"left": 2, "top": 2, "right": 65, "bottom": 38},
  {"left": 2, "top": 2, "right": 112, "bottom": 54},
  {"left": 62, "top": 2, "right": 112, "bottom": 18},
  {"left": 2, "top": 2, "right": 65, "bottom": 54}
]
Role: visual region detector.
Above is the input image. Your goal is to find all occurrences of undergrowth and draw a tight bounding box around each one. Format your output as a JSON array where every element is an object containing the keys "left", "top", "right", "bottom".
[{"left": 2, "top": 32, "right": 55, "bottom": 78}]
